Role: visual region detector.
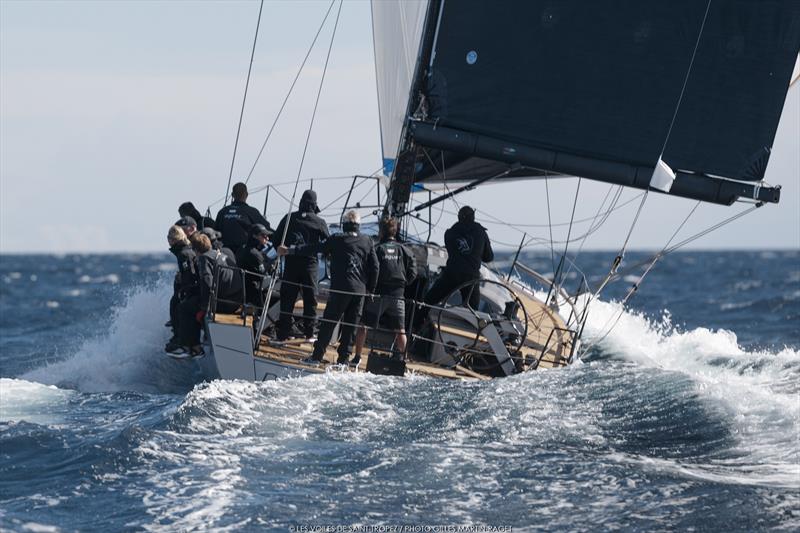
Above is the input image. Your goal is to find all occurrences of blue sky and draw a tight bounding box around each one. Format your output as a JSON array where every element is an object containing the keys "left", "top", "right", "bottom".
[{"left": 1, "top": 0, "right": 798, "bottom": 253}]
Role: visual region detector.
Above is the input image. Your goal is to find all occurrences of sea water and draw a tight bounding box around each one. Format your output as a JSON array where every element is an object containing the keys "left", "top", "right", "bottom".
[{"left": 0, "top": 251, "right": 798, "bottom": 531}]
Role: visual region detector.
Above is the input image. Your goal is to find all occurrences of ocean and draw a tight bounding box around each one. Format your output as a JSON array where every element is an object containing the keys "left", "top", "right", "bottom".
[{"left": 1, "top": 251, "right": 798, "bottom": 531}]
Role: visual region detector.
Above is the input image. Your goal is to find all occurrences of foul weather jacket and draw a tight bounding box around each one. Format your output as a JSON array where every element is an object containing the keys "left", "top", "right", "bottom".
[
  {"left": 375, "top": 238, "right": 417, "bottom": 296},
  {"left": 290, "top": 232, "right": 379, "bottom": 295},
  {"left": 273, "top": 209, "right": 330, "bottom": 273},
  {"left": 443, "top": 221, "right": 494, "bottom": 276},
  {"left": 169, "top": 243, "right": 199, "bottom": 297},
  {"left": 214, "top": 201, "right": 271, "bottom": 250}
]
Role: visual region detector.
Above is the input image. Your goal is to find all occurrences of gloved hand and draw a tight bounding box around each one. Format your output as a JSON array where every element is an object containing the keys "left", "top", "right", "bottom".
[{"left": 195, "top": 310, "right": 206, "bottom": 324}]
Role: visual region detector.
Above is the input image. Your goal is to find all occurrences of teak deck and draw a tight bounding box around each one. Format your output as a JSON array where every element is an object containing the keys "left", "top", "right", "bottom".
[
  {"left": 212, "top": 286, "right": 573, "bottom": 380},
  {"left": 253, "top": 336, "right": 492, "bottom": 380}
]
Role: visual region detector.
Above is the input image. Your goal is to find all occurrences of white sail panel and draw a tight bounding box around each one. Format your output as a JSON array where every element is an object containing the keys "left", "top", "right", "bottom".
[{"left": 371, "top": 0, "right": 429, "bottom": 176}]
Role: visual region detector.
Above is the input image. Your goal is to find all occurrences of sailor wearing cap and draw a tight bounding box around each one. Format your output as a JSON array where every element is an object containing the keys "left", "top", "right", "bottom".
[
  {"left": 175, "top": 216, "right": 198, "bottom": 238},
  {"left": 272, "top": 189, "right": 330, "bottom": 342},
  {"left": 201, "top": 227, "right": 236, "bottom": 266},
  {"left": 237, "top": 223, "right": 277, "bottom": 308}
]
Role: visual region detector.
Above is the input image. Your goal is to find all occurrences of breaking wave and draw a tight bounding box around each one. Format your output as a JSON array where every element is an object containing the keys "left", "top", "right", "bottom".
[{"left": 22, "top": 278, "right": 200, "bottom": 394}]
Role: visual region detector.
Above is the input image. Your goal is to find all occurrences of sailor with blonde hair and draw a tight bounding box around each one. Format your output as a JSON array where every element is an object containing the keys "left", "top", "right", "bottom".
[{"left": 166, "top": 224, "right": 198, "bottom": 353}]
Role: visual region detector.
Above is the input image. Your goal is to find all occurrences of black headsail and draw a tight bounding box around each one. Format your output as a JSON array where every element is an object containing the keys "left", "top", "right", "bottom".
[{"left": 383, "top": 0, "right": 800, "bottom": 212}]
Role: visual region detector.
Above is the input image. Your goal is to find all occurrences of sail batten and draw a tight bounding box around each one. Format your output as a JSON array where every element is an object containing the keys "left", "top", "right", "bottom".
[{"left": 382, "top": 0, "right": 800, "bottom": 206}]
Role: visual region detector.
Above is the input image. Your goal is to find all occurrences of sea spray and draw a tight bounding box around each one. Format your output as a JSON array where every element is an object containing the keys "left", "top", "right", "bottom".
[{"left": 23, "top": 277, "right": 199, "bottom": 394}]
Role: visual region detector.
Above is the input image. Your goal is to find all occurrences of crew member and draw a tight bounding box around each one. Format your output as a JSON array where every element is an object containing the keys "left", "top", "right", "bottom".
[
  {"left": 424, "top": 206, "right": 493, "bottom": 311},
  {"left": 273, "top": 189, "right": 329, "bottom": 341},
  {"left": 166, "top": 225, "right": 198, "bottom": 353},
  {"left": 176, "top": 216, "right": 198, "bottom": 238},
  {"left": 237, "top": 224, "right": 277, "bottom": 308},
  {"left": 278, "top": 210, "right": 378, "bottom": 365},
  {"left": 215, "top": 182, "right": 271, "bottom": 250},
  {"left": 172, "top": 233, "right": 243, "bottom": 358},
  {"left": 353, "top": 217, "right": 416, "bottom": 366},
  {"left": 201, "top": 227, "right": 236, "bottom": 266},
  {"left": 179, "top": 202, "right": 215, "bottom": 230}
]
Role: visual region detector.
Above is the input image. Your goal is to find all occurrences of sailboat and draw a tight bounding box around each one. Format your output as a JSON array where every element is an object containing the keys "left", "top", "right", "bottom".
[{"left": 191, "top": 0, "right": 800, "bottom": 382}]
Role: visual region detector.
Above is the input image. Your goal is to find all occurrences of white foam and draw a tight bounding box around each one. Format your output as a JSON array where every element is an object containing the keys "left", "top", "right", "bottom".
[
  {"left": 23, "top": 278, "right": 185, "bottom": 393},
  {"left": 0, "top": 378, "right": 74, "bottom": 425},
  {"left": 581, "top": 297, "right": 800, "bottom": 487}
]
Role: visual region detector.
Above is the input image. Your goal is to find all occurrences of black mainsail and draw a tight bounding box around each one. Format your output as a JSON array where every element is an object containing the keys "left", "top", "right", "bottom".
[{"left": 375, "top": 0, "right": 800, "bottom": 212}]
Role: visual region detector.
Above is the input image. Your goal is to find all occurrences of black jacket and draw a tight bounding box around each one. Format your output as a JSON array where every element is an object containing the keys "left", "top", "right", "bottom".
[
  {"left": 198, "top": 250, "right": 242, "bottom": 309},
  {"left": 215, "top": 201, "right": 271, "bottom": 249},
  {"left": 169, "top": 243, "right": 199, "bottom": 295},
  {"left": 237, "top": 240, "right": 277, "bottom": 305},
  {"left": 291, "top": 232, "right": 378, "bottom": 294},
  {"left": 273, "top": 209, "right": 329, "bottom": 270},
  {"left": 443, "top": 221, "right": 494, "bottom": 276},
  {"left": 212, "top": 239, "right": 237, "bottom": 266},
  {"left": 238, "top": 240, "right": 276, "bottom": 278},
  {"left": 375, "top": 238, "right": 417, "bottom": 295}
]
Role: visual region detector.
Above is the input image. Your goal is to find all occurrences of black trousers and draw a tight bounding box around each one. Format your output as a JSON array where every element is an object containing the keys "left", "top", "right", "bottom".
[
  {"left": 177, "top": 294, "right": 202, "bottom": 347},
  {"left": 277, "top": 266, "right": 318, "bottom": 339},
  {"left": 243, "top": 275, "right": 263, "bottom": 308},
  {"left": 312, "top": 292, "right": 363, "bottom": 361},
  {"left": 424, "top": 270, "right": 481, "bottom": 311},
  {"left": 169, "top": 292, "right": 179, "bottom": 337}
]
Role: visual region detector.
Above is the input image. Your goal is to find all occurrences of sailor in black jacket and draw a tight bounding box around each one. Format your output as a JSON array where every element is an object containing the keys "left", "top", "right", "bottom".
[
  {"left": 278, "top": 210, "right": 378, "bottom": 365},
  {"left": 424, "top": 206, "right": 494, "bottom": 310},
  {"left": 179, "top": 201, "right": 215, "bottom": 230},
  {"left": 215, "top": 182, "right": 272, "bottom": 250},
  {"left": 272, "top": 189, "right": 330, "bottom": 340},
  {"left": 173, "top": 233, "right": 242, "bottom": 358},
  {"left": 166, "top": 225, "right": 198, "bottom": 352},
  {"left": 354, "top": 217, "right": 416, "bottom": 365},
  {"left": 202, "top": 227, "right": 237, "bottom": 266},
  {"left": 236, "top": 224, "right": 276, "bottom": 308}
]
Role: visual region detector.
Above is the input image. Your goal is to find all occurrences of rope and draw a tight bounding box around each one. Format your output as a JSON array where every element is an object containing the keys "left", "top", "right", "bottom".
[
  {"left": 283, "top": 0, "right": 343, "bottom": 239},
  {"left": 223, "top": 0, "right": 265, "bottom": 206},
  {"left": 561, "top": 185, "right": 622, "bottom": 282},
  {"left": 583, "top": 201, "right": 760, "bottom": 352},
  {"left": 244, "top": 0, "right": 337, "bottom": 185},
  {"left": 658, "top": 0, "right": 713, "bottom": 157},
  {"left": 256, "top": 0, "right": 344, "bottom": 347},
  {"left": 554, "top": 177, "right": 581, "bottom": 289},
  {"left": 544, "top": 175, "right": 557, "bottom": 276}
]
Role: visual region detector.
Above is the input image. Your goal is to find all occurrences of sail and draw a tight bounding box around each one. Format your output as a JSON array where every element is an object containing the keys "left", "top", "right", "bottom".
[
  {"left": 371, "top": 0, "right": 429, "bottom": 176},
  {"left": 394, "top": 0, "right": 800, "bottom": 205}
]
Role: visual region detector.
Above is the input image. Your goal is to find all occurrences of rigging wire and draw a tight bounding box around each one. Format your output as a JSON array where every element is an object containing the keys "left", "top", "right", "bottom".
[
  {"left": 244, "top": 0, "right": 337, "bottom": 185},
  {"left": 658, "top": 0, "right": 713, "bottom": 157},
  {"left": 279, "top": 0, "right": 342, "bottom": 243},
  {"left": 561, "top": 185, "right": 622, "bottom": 282},
  {"left": 223, "top": 0, "right": 265, "bottom": 206},
  {"left": 544, "top": 175, "right": 557, "bottom": 277},
  {"left": 583, "top": 200, "right": 704, "bottom": 352},
  {"left": 256, "top": 0, "right": 344, "bottom": 347}
]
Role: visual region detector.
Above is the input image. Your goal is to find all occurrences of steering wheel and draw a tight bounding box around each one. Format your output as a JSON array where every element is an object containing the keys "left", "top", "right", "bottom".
[{"left": 432, "top": 278, "right": 529, "bottom": 373}]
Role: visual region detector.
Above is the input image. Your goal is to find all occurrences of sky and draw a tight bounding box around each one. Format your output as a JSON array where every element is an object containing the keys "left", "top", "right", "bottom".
[{"left": 1, "top": 0, "right": 798, "bottom": 254}]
